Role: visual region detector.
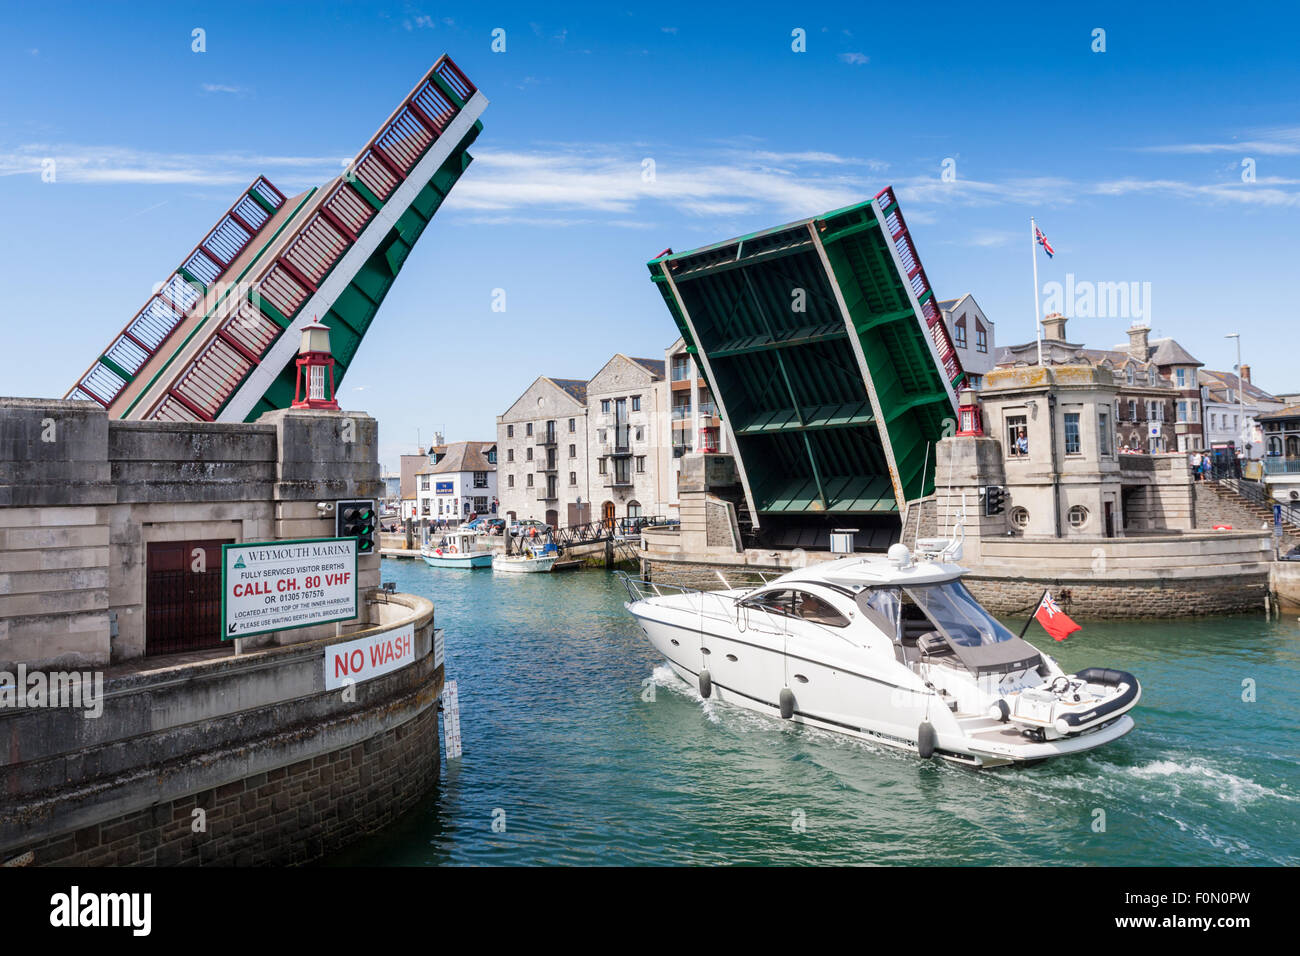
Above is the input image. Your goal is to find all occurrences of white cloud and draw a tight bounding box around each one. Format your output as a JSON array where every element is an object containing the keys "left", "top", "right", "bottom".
[
  {"left": 840, "top": 52, "right": 869, "bottom": 65},
  {"left": 0, "top": 143, "right": 345, "bottom": 187},
  {"left": 444, "top": 144, "right": 882, "bottom": 221},
  {"left": 200, "top": 83, "right": 249, "bottom": 95}
]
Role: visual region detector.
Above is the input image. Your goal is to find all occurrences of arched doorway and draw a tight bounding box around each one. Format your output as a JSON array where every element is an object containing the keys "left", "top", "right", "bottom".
[
  {"left": 545, "top": 509, "right": 558, "bottom": 529},
  {"left": 601, "top": 501, "right": 616, "bottom": 528}
]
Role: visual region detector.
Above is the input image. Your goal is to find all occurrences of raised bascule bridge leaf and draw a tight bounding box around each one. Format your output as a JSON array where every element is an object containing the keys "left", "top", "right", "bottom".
[
  {"left": 65, "top": 56, "right": 486, "bottom": 423},
  {"left": 647, "top": 188, "right": 965, "bottom": 546}
]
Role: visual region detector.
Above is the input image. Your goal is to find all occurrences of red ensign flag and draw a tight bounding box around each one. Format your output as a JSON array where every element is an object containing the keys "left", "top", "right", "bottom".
[{"left": 1034, "top": 591, "right": 1082, "bottom": 642}]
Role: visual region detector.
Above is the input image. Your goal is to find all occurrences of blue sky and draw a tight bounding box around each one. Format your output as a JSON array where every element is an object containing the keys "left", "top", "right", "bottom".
[{"left": 2, "top": 1, "right": 1298, "bottom": 473}]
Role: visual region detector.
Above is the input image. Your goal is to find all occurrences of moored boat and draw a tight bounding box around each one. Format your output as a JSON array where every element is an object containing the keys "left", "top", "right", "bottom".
[
  {"left": 421, "top": 530, "right": 493, "bottom": 569},
  {"left": 492, "top": 531, "right": 559, "bottom": 573}
]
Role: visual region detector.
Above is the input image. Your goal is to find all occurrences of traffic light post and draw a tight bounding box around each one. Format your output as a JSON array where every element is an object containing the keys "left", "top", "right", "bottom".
[
  {"left": 984, "top": 485, "right": 1005, "bottom": 517},
  {"left": 336, "top": 500, "right": 377, "bottom": 555}
]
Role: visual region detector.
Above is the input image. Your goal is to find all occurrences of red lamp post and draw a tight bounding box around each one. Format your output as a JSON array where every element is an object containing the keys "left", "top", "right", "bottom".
[
  {"left": 291, "top": 317, "right": 340, "bottom": 411},
  {"left": 955, "top": 387, "right": 984, "bottom": 437}
]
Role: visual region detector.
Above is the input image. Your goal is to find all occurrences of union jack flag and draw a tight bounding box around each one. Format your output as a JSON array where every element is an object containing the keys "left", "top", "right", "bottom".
[{"left": 1035, "top": 225, "right": 1055, "bottom": 258}]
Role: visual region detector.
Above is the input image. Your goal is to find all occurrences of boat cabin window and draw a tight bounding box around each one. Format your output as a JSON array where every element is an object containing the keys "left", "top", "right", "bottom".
[
  {"left": 789, "top": 590, "right": 849, "bottom": 627},
  {"left": 856, "top": 588, "right": 900, "bottom": 637},
  {"left": 743, "top": 589, "right": 850, "bottom": 627},
  {"left": 903, "top": 580, "right": 1018, "bottom": 647}
]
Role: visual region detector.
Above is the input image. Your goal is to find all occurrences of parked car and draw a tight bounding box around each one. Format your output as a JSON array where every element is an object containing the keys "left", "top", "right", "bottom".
[
  {"left": 461, "top": 517, "right": 490, "bottom": 534},
  {"left": 483, "top": 517, "right": 507, "bottom": 535},
  {"left": 510, "top": 518, "right": 552, "bottom": 536},
  {"left": 1283, "top": 544, "right": 1300, "bottom": 562}
]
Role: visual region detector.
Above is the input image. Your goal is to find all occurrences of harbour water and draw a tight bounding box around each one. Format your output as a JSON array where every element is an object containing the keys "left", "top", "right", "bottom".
[{"left": 330, "top": 560, "right": 1300, "bottom": 866}]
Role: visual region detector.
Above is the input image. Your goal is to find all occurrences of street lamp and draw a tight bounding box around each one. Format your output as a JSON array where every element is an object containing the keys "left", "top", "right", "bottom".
[{"left": 1225, "top": 333, "right": 1245, "bottom": 461}]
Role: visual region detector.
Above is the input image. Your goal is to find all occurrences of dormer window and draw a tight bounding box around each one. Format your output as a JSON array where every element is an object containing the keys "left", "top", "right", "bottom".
[{"left": 954, "top": 315, "right": 967, "bottom": 349}]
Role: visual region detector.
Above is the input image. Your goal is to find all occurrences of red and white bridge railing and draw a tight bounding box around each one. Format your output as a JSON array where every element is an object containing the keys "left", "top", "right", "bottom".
[{"left": 874, "top": 186, "right": 966, "bottom": 390}]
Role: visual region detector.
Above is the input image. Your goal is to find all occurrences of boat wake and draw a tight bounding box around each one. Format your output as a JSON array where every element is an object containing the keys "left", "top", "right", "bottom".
[{"left": 1125, "top": 757, "right": 1295, "bottom": 808}]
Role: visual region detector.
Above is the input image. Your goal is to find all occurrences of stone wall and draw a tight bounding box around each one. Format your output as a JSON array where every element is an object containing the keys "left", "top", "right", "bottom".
[
  {"left": 0, "top": 399, "right": 381, "bottom": 668},
  {"left": 1273, "top": 561, "right": 1300, "bottom": 613},
  {"left": 13, "top": 688, "right": 439, "bottom": 867},
  {"left": 966, "top": 573, "right": 1267, "bottom": 618},
  {"left": 1195, "top": 482, "right": 1299, "bottom": 553},
  {"left": 705, "top": 497, "right": 739, "bottom": 550},
  {"left": 1, "top": 593, "right": 440, "bottom": 866}
]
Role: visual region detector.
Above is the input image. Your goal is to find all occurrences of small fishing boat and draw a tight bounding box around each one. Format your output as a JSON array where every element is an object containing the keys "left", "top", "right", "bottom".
[
  {"left": 421, "top": 530, "right": 493, "bottom": 569},
  {"left": 492, "top": 532, "right": 559, "bottom": 573}
]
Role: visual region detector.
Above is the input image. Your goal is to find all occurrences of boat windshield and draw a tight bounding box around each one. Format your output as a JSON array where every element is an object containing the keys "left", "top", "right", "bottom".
[{"left": 904, "top": 580, "right": 1018, "bottom": 647}]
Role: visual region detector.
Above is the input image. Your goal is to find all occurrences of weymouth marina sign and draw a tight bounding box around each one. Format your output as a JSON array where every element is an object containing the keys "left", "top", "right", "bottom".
[{"left": 221, "top": 538, "right": 358, "bottom": 639}]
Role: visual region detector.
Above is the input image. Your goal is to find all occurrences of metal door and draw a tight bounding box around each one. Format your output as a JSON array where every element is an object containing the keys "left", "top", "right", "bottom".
[{"left": 145, "top": 539, "right": 230, "bottom": 655}]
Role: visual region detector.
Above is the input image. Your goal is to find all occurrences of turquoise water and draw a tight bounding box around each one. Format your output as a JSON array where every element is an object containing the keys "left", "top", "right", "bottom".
[{"left": 330, "top": 560, "right": 1300, "bottom": 866}]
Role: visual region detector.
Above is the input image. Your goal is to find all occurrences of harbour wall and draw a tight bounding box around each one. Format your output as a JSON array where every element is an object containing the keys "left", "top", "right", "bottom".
[
  {"left": 0, "top": 592, "right": 440, "bottom": 866},
  {"left": 641, "top": 529, "right": 1273, "bottom": 618},
  {"left": 1273, "top": 561, "right": 1300, "bottom": 613}
]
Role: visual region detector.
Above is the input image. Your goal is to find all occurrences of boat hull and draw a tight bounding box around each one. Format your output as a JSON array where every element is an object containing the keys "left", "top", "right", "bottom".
[
  {"left": 632, "top": 603, "right": 1135, "bottom": 769},
  {"left": 421, "top": 551, "right": 492, "bottom": 569},
  {"left": 492, "top": 555, "right": 557, "bottom": 573}
]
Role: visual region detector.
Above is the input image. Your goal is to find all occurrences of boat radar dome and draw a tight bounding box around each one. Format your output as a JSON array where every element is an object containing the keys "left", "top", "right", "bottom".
[{"left": 887, "top": 543, "right": 913, "bottom": 569}]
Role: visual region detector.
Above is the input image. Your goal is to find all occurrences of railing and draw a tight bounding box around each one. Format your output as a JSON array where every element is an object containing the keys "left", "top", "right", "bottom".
[
  {"left": 553, "top": 515, "right": 667, "bottom": 550},
  {"left": 616, "top": 572, "right": 747, "bottom": 626},
  {"left": 873, "top": 185, "right": 965, "bottom": 390},
  {"left": 1263, "top": 458, "right": 1300, "bottom": 475},
  {"left": 66, "top": 177, "right": 286, "bottom": 408},
  {"left": 615, "top": 571, "right": 861, "bottom": 647},
  {"left": 142, "top": 55, "right": 478, "bottom": 423},
  {"left": 1215, "top": 475, "right": 1300, "bottom": 529}
]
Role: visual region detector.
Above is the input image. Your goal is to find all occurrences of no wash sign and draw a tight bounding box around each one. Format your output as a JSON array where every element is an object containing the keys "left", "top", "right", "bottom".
[{"left": 222, "top": 537, "right": 358, "bottom": 639}]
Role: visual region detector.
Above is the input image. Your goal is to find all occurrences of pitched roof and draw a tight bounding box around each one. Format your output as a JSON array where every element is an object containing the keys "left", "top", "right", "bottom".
[
  {"left": 425, "top": 441, "right": 495, "bottom": 474},
  {"left": 1198, "top": 368, "right": 1278, "bottom": 404},
  {"left": 1148, "top": 337, "right": 1202, "bottom": 367},
  {"left": 628, "top": 356, "right": 666, "bottom": 378},
  {"left": 545, "top": 377, "right": 588, "bottom": 404},
  {"left": 1256, "top": 403, "right": 1300, "bottom": 422}
]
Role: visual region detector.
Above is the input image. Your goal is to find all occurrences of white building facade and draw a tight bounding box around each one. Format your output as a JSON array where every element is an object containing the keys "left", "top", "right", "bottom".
[
  {"left": 415, "top": 441, "right": 497, "bottom": 525},
  {"left": 938, "top": 294, "right": 996, "bottom": 389}
]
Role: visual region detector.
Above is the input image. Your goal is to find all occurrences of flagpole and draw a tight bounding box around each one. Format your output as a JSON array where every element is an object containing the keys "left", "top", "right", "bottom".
[
  {"left": 1019, "top": 587, "right": 1049, "bottom": 638},
  {"left": 1031, "top": 217, "right": 1042, "bottom": 366}
]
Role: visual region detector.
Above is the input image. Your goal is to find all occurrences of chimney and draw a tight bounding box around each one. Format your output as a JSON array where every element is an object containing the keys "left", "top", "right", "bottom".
[
  {"left": 1239, "top": 364, "right": 1251, "bottom": 384},
  {"left": 1127, "top": 323, "right": 1150, "bottom": 361},
  {"left": 1041, "top": 312, "right": 1067, "bottom": 341}
]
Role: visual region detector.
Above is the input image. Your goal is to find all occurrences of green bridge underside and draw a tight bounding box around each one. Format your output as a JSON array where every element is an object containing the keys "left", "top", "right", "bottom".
[
  {"left": 649, "top": 199, "right": 953, "bottom": 516},
  {"left": 241, "top": 123, "right": 481, "bottom": 422}
]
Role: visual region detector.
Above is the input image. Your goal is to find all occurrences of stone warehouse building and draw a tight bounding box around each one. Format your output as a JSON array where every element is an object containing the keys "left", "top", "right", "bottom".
[
  {"left": 0, "top": 397, "right": 445, "bottom": 866},
  {"left": 497, "top": 355, "right": 680, "bottom": 528}
]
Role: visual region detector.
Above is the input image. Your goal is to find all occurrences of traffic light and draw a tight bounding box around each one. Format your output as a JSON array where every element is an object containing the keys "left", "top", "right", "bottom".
[
  {"left": 984, "top": 486, "right": 1005, "bottom": 517},
  {"left": 336, "top": 499, "right": 376, "bottom": 554}
]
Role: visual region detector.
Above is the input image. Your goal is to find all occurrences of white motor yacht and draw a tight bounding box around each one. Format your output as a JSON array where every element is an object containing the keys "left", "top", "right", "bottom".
[{"left": 619, "top": 537, "right": 1140, "bottom": 768}]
